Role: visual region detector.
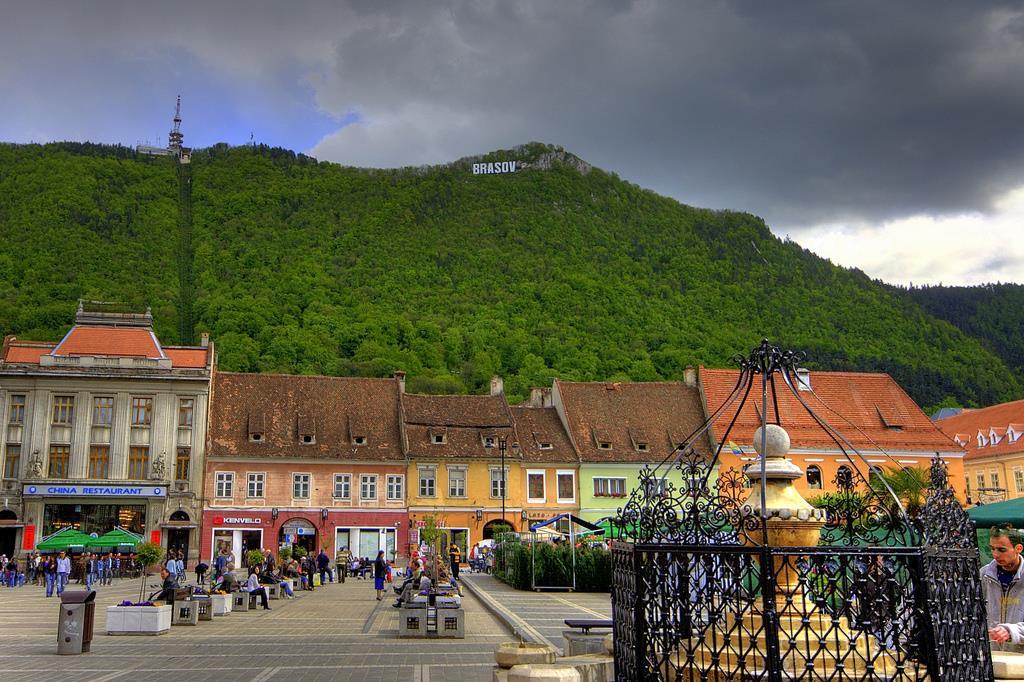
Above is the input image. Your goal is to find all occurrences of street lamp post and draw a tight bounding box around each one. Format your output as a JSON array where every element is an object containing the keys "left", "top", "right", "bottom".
[{"left": 499, "top": 436, "right": 507, "bottom": 524}]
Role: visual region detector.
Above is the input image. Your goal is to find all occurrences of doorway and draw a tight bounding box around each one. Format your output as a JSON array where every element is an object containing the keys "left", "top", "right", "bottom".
[
  {"left": 167, "top": 511, "right": 191, "bottom": 563},
  {"left": 0, "top": 509, "right": 16, "bottom": 557},
  {"left": 482, "top": 519, "right": 516, "bottom": 540},
  {"left": 280, "top": 518, "right": 317, "bottom": 556}
]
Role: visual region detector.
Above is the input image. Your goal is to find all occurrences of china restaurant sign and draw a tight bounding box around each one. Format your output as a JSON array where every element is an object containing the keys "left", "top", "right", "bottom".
[{"left": 472, "top": 161, "right": 517, "bottom": 175}]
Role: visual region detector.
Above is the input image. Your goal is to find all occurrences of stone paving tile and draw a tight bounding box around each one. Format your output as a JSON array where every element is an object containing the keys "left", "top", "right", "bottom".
[
  {"left": 461, "top": 573, "right": 612, "bottom": 652},
  {"left": 0, "top": 575, "right": 518, "bottom": 681}
]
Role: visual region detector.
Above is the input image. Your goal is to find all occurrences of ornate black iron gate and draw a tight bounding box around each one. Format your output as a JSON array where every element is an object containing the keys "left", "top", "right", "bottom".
[{"left": 610, "top": 341, "right": 992, "bottom": 681}]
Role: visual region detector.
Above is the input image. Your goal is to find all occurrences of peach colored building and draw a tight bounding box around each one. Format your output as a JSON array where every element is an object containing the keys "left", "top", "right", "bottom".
[
  {"left": 203, "top": 372, "right": 409, "bottom": 563},
  {"left": 935, "top": 399, "right": 1024, "bottom": 503}
]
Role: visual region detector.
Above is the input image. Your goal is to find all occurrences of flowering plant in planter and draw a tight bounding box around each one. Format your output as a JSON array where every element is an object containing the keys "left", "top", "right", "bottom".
[{"left": 117, "top": 600, "right": 155, "bottom": 607}]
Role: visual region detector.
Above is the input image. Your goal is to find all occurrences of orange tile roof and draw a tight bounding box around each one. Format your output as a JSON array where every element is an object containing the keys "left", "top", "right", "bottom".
[
  {"left": 3, "top": 341, "right": 56, "bottom": 364},
  {"left": 164, "top": 347, "right": 210, "bottom": 369},
  {"left": 936, "top": 399, "right": 1024, "bottom": 461},
  {"left": 554, "top": 380, "right": 710, "bottom": 463},
  {"left": 700, "top": 368, "right": 958, "bottom": 452},
  {"left": 209, "top": 372, "right": 404, "bottom": 461},
  {"left": 53, "top": 326, "right": 163, "bottom": 358}
]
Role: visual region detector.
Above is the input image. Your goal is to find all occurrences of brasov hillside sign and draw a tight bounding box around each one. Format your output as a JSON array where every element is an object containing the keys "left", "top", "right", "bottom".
[{"left": 472, "top": 161, "right": 517, "bottom": 175}]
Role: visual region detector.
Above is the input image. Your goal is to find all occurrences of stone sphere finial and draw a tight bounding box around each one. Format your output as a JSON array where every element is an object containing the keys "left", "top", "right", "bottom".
[{"left": 752, "top": 424, "right": 790, "bottom": 458}]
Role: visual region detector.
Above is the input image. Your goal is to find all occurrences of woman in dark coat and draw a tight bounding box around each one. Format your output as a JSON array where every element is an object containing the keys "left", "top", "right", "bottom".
[{"left": 372, "top": 550, "right": 387, "bottom": 601}]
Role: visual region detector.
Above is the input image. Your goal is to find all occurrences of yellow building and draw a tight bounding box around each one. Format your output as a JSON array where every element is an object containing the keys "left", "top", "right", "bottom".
[
  {"left": 402, "top": 380, "right": 523, "bottom": 557},
  {"left": 936, "top": 399, "right": 1024, "bottom": 503}
]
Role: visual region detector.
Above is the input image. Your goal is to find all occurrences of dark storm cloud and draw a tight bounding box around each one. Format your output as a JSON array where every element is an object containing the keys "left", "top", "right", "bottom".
[{"left": 311, "top": 0, "right": 1024, "bottom": 230}]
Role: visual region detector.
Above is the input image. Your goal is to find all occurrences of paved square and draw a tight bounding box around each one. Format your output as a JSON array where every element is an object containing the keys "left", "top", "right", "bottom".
[{"left": 0, "top": 576, "right": 516, "bottom": 681}]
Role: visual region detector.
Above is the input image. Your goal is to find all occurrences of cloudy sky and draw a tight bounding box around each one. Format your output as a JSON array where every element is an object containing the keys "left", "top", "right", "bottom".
[{"left": 3, "top": 1, "right": 1023, "bottom": 286}]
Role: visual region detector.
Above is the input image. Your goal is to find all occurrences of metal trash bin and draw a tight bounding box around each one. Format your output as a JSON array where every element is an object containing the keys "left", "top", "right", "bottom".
[{"left": 58, "top": 590, "right": 96, "bottom": 654}]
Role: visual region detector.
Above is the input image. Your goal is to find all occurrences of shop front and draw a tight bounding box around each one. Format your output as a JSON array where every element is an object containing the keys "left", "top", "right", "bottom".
[
  {"left": 204, "top": 511, "right": 269, "bottom": 566},
  {"left": 22, "top": 483, "right": 167, "bottom": 551}
]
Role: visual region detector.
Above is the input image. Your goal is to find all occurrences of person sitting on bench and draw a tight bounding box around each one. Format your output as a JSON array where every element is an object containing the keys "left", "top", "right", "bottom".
[
  {"left": 153, "top": 567, "right": 178, "bottom": 603},
  {"left": 214, "top": 563, "right": 238, "bottom": 592},
  {"left": 245, "top": 567, "right": 270, "bottom": 610}
]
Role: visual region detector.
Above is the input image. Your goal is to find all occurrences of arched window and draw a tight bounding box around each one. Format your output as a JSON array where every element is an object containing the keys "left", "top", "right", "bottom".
[
  {"left": 0, "top": 509, "right": 16, "bottom": 521},
  {"left": 868, "top": 466, "right": 883, "bottom": 480},
  {"left": 836, "top": 465, "right": 854, "bottom": 489},
  {"left": 169, "top": 510, "right": 190, "bottom": 522},
  {"left": 806, "top": 466, "right": 822, "bottom": 490}
]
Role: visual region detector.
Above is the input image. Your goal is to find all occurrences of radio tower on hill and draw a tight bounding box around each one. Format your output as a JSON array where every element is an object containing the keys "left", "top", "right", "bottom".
[{"left": 168, "top": 95, "right": 184, "bottom": 152}]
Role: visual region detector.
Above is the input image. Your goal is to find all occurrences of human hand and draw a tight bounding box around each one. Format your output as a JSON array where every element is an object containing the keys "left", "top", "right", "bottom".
[{"left": 989, "top": 626, "right": 1011, "bottom": 643}]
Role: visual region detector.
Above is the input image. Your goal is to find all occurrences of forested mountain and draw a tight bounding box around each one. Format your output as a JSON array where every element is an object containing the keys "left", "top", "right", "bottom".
[
  {"left": 903, "top": 284, "right": 1024, "bottom": 386},
  {"left": 0, "top": 141, "right": 1019, "bottom": 411}
]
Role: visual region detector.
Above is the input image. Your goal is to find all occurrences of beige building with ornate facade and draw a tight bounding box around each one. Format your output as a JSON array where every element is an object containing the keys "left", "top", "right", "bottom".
[{"left": 0, "top": 304, "right": 212, "bottom": 563}]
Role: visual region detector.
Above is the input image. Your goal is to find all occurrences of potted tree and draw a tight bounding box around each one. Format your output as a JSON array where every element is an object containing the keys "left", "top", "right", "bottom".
[{"left": 107, "top": 541, "right": 172, "bottom": 635}]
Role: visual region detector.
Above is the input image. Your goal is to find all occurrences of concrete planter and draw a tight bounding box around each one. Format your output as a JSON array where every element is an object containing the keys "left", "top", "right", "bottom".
[
  {"left": 210, "top": 594, "right": 232, "bottom": 616},
  {"left": 106, "top": 605, "right": 172, "bottom": 636},
  {"left": 495, "top": 642, "right": 558, "bottom": 668}
]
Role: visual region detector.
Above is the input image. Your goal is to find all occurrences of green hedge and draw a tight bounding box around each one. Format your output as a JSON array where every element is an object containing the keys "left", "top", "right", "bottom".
[{"left": 494, "top": 542, "right": 611, "bottom": 592}]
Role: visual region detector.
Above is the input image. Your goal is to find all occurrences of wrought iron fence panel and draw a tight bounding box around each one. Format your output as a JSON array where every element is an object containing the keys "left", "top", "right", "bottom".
[
  {"left": 915, "top": 549, "right": 992, "bottom": 681},
  {"left": 608, "top": 342, "right": 992, "bottom": 681}
]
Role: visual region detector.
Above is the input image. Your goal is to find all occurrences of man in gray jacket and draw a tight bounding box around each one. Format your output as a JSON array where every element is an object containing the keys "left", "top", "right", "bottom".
[{"left": 982, "top": 525, "right": 1024, "bottom": 651}]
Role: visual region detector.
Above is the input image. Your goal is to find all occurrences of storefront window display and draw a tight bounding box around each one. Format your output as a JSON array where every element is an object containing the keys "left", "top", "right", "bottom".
[{"left": 42, "top": 503, "right": 146, "bottom": 537}]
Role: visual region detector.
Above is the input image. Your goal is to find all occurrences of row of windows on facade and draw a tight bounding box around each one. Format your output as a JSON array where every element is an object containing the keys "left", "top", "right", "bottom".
[
  {"left": 2, "top": 443, "right": 192, "bottom": 481},
  {"left": 249, "top": 428, "right": 536, "bottom": 449},
  {"left": 212, "top": 470, "right": 586, "bottom": 502},
  {"left": 967, "top": 469, "right": 1024, "bottom": 494},
  {"left": 7, "top": 394, "right": 195, "bottom": 428},
  {"left": 214, "top": 472, "right": 406, "bottom": 501},
  {"left": 3, "top": 394, "right": 195, "bottom": 481}
]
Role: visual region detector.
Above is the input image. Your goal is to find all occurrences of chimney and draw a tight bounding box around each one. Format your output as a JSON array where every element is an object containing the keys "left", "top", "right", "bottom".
[
  {"left": 490, "top": 376, "right": 504, "bottom": 396},
  {"left": 529, "top": 388, "right": 544, "bottom": 407},
  {"left": 394, "top": 371, "right": 406, "bottom": 394},
  {"left": 796, "top": 368, "right": 811, "bottom": 391},
  {"left": 683, "top": 366, "right": 697, "bottom": 387},
  {"left": 200, "top": 333, "right": 209, "bottom": 348}
]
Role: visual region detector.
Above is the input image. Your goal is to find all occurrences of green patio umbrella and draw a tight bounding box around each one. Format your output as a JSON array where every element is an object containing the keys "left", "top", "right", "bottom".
[
  {"left": 967, "top": 497, "right": 1024, "bottom": 528},
  {"left": 36, "top": 527, "right": 93, "bottom": 552},
  {"left": 86, "top": 527, "right": 142, "bottom": 550}
]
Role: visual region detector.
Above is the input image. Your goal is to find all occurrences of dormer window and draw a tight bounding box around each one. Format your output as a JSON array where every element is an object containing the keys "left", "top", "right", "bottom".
[
  {"left": 348, "top": 416, "right": 367, "bottom": 446},
  {"left": 629, "top": 428, "right": 650, "bottom": 453},
  {"left": 539, "top": 442, "right": 553, "bottom": 450},
  {"left": 429, "top": 427, "right": 447, "bottom": 445},
  {"left": 593, "top": 427, "right": 612, "bottom": 450},
  {"left": 248, "top": 412, "right": 266, "bottom": 443},
  {"left": 297, "top": 414, "right": 316, "bottom": 445},
  {"left": 978, "top": 432, "right": 988, "bottom": 448},
  {"left": 876, "top": 405, "right": 904, "bottom": 431},
  {"left": 483, "top": 434, "right": 496, "bottom": 448}
]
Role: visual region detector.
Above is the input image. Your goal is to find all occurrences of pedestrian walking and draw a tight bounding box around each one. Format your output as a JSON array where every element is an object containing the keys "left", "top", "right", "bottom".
[
  {"left": 449, "top": 542, "right": 461, "bottom": 582},
  {"left": 372, "top": 550, "right": 387, "bottom": 601},
  {"left": 43, "top": 555, "right": 57, "bottom": 597},
  {"left": 175, "top": 551, "right": 185, "bottom": 582},
  {"left": 196, "top": 560, "right": 208, "bottom": 585},
  {"left": 84, "top": 553, "right": 97, "bottom": 590},
  {"left": 56, "top": 551, "right": 71, "bottom": 595},
  {"left": 335, "top": 546, "right": 351, "bottom": 583},
  {"left": 317, "top": 548, "right": 331, "bottom": 585}
]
